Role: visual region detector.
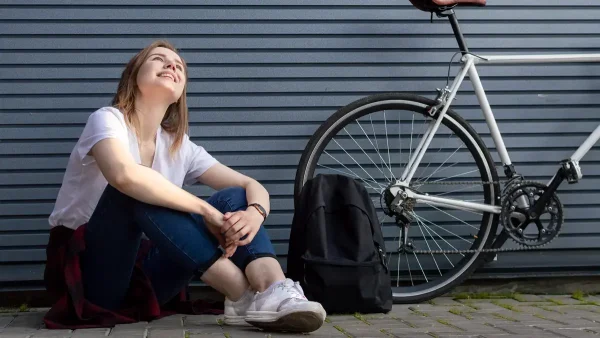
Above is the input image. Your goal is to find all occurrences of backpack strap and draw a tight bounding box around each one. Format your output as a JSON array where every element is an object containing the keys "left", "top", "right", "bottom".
[{"left": 287, "top": 180, "right": 313, "bottom": 283}]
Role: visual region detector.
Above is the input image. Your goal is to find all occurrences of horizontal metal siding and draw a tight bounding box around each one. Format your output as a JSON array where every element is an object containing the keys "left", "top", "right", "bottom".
[{"left": 1, "top": 0, "right": 599, "bottom": 285}]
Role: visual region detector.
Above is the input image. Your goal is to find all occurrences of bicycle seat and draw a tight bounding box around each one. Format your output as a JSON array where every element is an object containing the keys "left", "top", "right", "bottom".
[{"left": 409, "top": 0, "right": 486, "bottom": 12}]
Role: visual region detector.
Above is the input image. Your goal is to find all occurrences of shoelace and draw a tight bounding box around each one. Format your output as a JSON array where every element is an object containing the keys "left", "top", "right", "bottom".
[{"left": 278, "top": 280, "right": 306, "bottom": 300}]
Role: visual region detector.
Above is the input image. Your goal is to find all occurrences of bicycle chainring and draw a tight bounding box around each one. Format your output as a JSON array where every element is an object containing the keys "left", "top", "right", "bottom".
[{"left": 500, "top": 181, "right": 563, "bottom": 247}]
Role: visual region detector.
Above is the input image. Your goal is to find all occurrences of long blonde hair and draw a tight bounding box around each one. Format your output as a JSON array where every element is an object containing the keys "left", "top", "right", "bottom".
[{"left": 112, "top": 40, "right": 189, "bottom": 156}]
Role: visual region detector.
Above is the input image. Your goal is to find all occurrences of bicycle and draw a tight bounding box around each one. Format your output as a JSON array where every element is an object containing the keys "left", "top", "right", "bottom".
[{"left": 293, "top": 0, "right": 600, "bottom": 303}]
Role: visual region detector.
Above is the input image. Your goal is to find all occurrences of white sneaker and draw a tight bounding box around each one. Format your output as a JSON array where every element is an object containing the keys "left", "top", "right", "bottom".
[
  {"left": 223, "top": 288, "right": 254, "bottom": 326},
  {"left": 245, "top": 279, "right": 326, "bottom": 333}
]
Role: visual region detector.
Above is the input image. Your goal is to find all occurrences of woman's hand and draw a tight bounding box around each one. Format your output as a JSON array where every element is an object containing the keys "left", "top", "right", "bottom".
[
  {"left": 203, "top": 209, "right": 237, "bottom": 258},
  {"left": 222, "top": 208, "right": 264, "bottom": 246}
]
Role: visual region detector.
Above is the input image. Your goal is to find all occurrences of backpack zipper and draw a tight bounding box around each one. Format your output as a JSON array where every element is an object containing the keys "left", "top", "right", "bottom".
[{"left": 376, "top": 245, "right": 389, "bottom": 273}]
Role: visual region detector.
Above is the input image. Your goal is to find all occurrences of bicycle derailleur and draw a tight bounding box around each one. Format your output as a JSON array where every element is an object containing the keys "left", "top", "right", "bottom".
[
  {"left": 500, "top": 181, "right": 563, "bottom": 247},
  {"left": 381, "top": 181, "right": 417, "bottom": 254}
]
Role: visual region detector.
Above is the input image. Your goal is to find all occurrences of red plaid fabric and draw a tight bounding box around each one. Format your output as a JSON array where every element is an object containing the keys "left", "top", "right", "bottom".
[{"left": 43, "top": 225, "right": 223, "bottom": 329}]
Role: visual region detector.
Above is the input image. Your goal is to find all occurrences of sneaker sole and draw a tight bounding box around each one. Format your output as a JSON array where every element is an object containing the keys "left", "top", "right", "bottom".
[
  {"left": 223, "top": 315, "right": 251, "bottom": 326},
  {"left": 245, "top": 311, "right": 324, "bottom": 333}
]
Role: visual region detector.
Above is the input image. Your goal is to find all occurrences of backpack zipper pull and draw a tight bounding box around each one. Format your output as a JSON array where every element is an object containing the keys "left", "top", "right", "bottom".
[{"left": 378, "top": 247, "right": 389, "bottom": 273}]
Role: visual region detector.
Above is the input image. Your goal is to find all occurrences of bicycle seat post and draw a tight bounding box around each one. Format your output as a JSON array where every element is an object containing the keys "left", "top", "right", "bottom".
[{"left": 437, "top": 9, "right": 469, "bottom": 55}]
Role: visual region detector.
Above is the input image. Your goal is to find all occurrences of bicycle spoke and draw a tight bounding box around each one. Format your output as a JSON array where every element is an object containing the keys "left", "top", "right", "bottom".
[
  {"left": 426, "top": 161, "right": 459, "bottom": 179},
  {"left": 379, "top": 214, "right": 388, "bottom": 224},
  {"left": 413, "top": 212, "right": 454, "bottom": 266},
  {"left": 434, "top": 184, "right": 480, "bottom": 197},
  {"left": 413, "top": 252, "right": 428, "bottom": 282},
  {"left": 345, "top": 125, "right": 392, "bottom": 183},
  {"left": 317, "top": 163, "right": 383, "bottom": 189},
  {"left": 414, "top": 163, "right": 462, "bottom": 189},
  {"left": 413, "top": 214, "right": 466, "bottom": 257},
  {"left": 387, "top": 234, "right": 397, "bottom": 269},
  {"left": 431, "top": 169, "right": 479, "bottom": 183},
  {"left": 383, "top": 111, "right": 396, "bottom": 181},
  {"left": 415, "top": 215, "right": 442, "bottom": 276},
  {"left": 412, "top": 212, "right": 454, "bottom": 267},
  {"left": 357, "top": 118, "right": 397, "bottom": 182},
  {"left": 330, "top": 140, "right": 385, "bottom": 188},
  {"left": 405, "top": 251, "right": 413, "bottom": 286},
  {"left": 423, "top": 207, "right": 478, "bottom": 241},
  {"left": 419, "top": 223, "right": 465, "bottom": 257},
  {"left": 396, "top": 231, "right": 402, "bottom": 287},
  {"left": 321, "top": 153, "right": 384, "bottom": 192},
  {"left": 370, "top": 115, "right": 389, "bottom": 182},
  {"left": 408, "top": 114, "right": 415, "bottom": 168},
  {"left": 424, "top": 202, "right": 481, "bottom": 232},
  {"left": 317, "top": 163, "right": 383, "bottom": 193},
  {"left": 417, "top": 218, "right": 455, "bottom": 267},
  {"left": 419, "top": 144, "right": 463, "bottom": 185},
  {"left": 414, "top": 124, "right": 451, "bottom": 183},
  {"left": 416, "top": 207, "right": 474, "bottom": 244}
]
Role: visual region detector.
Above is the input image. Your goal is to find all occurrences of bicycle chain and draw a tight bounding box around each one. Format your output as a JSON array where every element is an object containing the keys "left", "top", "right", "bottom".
[
  {"left": 406, "top": 244, "right": 549, "bottom": 255},
  {"left": 399, "top": 179, "right": 561, "bottom": 255}
]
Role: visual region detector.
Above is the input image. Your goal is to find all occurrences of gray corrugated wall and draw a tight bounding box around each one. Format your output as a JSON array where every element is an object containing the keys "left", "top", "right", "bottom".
[{"left": 1, "top": 0, "right": 599, "bottom": 288}]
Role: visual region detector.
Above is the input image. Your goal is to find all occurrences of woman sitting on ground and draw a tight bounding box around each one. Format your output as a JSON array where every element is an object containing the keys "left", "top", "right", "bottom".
[{"left": 44, "top": 40, "right": 325, "bottom": 333}]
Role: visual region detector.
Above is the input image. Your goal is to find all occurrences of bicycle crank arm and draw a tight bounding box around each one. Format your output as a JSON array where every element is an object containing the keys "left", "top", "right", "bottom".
[{"left": 529, "top": 160, "right": 578, "bottom": 218}]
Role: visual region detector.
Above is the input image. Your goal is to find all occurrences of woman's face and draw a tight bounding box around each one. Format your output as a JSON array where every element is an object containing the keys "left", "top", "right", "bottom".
[{"left": 136, "top": 47, "right": 186, "bottom": 104}]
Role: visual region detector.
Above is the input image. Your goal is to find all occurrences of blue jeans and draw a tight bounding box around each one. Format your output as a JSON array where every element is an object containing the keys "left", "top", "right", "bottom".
[{"left": 81, "top": 185, "right": 276, "bottom": 310}]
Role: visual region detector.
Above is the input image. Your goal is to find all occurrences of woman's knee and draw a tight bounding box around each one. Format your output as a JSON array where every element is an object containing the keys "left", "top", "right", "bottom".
[
  {"left": 208, "top": 186, "right": 248, "bottom": 213},
  {"left": 131, "top": 202, "right": 223, "bottom": 273},
  {"left": 229, "top": 226, "right": 277, "bottom": 271}
]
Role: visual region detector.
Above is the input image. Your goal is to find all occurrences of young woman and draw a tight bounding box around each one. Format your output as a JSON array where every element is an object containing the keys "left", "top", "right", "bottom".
[{"left": 44, "top": 40, "right": 325, "bottom": 333}]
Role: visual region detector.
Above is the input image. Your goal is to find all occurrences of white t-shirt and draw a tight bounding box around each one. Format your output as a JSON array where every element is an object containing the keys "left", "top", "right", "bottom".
[{"left": 48, "top": 106, "right": 218, "bottom": 229}]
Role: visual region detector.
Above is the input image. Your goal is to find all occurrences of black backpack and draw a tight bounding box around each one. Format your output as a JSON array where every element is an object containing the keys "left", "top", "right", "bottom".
[{"left": 287, "top": 174, "right": 393, "bottom": 314}]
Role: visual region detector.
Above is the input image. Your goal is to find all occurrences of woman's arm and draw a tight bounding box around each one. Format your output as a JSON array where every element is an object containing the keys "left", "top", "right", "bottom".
[{"left": 91, "top": 138, "right": 224, "bottom": 226}]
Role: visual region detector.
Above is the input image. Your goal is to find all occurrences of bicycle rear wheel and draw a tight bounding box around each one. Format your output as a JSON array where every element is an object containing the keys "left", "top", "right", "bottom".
[{"left": 294, "top": 93, "right": 500, "bottom": 303}]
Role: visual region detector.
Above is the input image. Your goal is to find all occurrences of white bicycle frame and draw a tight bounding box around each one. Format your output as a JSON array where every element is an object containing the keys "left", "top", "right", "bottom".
[{"left": 399, "top": 53, "right": 600, "bottom": 215}]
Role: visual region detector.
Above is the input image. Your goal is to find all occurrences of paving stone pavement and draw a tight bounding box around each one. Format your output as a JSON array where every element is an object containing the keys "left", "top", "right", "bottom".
[{"left": 1, "top": 295, "right": 600, "bottom": 337}]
